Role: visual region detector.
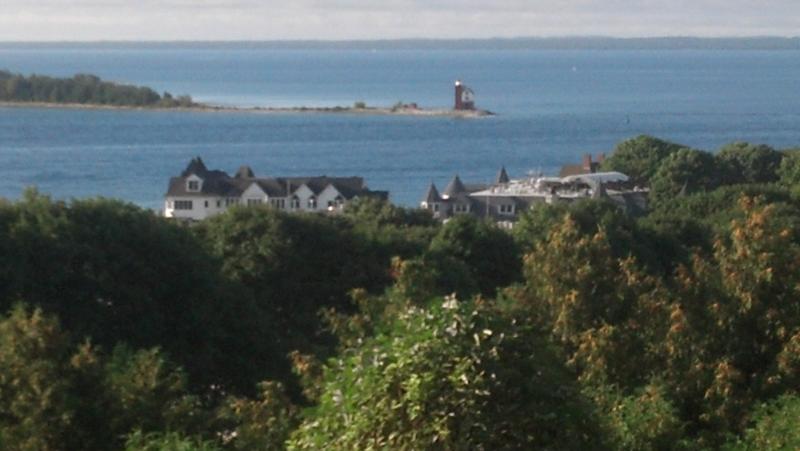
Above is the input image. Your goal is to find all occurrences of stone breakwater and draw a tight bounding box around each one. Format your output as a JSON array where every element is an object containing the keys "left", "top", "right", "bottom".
[{"left": 0, "top": 101, "right": 495, "bottom": 118}]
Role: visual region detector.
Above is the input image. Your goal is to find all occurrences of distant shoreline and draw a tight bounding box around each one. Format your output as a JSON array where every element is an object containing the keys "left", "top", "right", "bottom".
[
  {"left": 0, "top": 101, "right": 494, "bottom": 118},
  {"left": 1, "top": 37, "right": 798, "bottom": 51}
]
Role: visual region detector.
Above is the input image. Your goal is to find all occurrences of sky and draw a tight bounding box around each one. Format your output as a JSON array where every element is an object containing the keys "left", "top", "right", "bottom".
[{"left": 0, "top": 0, "right": 798, "bottom": 41}]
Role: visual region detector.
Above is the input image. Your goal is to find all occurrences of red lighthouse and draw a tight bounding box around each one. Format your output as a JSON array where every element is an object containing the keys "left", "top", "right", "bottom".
[{"left": 454, "top": 80, "right": 475, "bottom": 111}]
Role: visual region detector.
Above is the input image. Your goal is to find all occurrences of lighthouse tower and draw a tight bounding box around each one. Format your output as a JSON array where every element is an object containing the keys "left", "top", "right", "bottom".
[{"left": 454, "top": 80, "right": 476, "bottom": 111}]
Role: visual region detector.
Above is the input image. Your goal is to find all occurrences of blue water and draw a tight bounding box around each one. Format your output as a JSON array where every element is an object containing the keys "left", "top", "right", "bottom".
[{"left": 1, "top": 45, "right": 799, "bottom": 209}]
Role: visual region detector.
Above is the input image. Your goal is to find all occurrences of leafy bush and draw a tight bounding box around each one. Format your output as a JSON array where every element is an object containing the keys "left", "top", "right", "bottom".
[{"left": 289, "top": 297, "right": 604, "bottom": 450}]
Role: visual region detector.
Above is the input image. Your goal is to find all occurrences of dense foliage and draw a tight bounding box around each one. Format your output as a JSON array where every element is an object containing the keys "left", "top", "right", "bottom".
[
  {"left": 1, "top": 135, "right": 799, "bottom": 449},
  {"left": 0, "top": 70, "right": 194, "bottom": 107}
]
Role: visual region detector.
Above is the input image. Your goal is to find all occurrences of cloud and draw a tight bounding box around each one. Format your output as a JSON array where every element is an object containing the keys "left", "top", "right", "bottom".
[{"left": 0, "top": 0, "right": 798, "bottom": 40}]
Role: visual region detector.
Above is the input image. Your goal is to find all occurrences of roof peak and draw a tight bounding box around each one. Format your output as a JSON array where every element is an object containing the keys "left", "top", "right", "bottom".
[
  {"left": 422, "top": 182, "right": 441, "bottom": 203},
  {"left": 496, "top": 166, "right": 510, "bottom": 184},
  {"left": 235, "top": 165, "right": 255, "bottom": 179},
  {"left": 442, "top": 174, "right": 467, "bottom": 198},
  {"left": 181, "top": 156, "right": 208, "bottom": 177}
]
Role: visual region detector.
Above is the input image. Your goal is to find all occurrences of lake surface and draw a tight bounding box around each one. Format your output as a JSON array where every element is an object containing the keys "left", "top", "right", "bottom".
[{"left": 1, "top": 45, "right": 799, "bottom": 209}]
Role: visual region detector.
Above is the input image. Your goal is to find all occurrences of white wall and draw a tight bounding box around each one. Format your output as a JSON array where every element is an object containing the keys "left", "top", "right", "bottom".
[
  {"left": 164, "top": 196, "right": 226, "bottom": 221},
  {"left": 318, "top": 184, "right": 344, "bottom": 212},
  {"left": 241, "top": 183, "right": 269, "bottom": 205},
  {"left": 292, "top": 184, "right": 317, "bottom": 212}
]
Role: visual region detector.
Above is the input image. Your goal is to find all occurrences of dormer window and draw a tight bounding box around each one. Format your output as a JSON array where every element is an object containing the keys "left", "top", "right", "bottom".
[{"left": 186, "top": 177, "right": 202, "bottom": 192}]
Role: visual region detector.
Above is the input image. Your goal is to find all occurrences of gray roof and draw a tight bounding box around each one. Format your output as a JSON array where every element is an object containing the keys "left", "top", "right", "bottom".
[
  {"left": 422, "top": 183, "right": 442, "bottom": 203},
  {"left": 181, "top": 156, "right": 208, "bottom": 177},
  {"left": 442, "top": 175, "right": 467, "bottom": 198},
  {"left": 235, "top": 166, "right": 255, "bottom": 179},
  {"left": 254, "top": 179, "right": 287, "bottom": 197},
  {"left": 496, "top": 167, "right": 510, "bottom": 184},
  {"left": 464, "top": 183, "right": 488, "bottom": 193},
  {"left": 166, "top": 159, "right": 376, "bottom": 199}
]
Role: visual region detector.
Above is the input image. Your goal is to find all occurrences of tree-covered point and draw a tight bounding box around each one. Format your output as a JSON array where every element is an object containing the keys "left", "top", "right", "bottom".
[{"left": 0, "top": 69, "right": 195, "bottom": 107}]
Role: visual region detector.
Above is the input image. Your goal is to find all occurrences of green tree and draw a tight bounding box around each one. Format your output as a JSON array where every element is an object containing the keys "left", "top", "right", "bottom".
[
  {"left": 516, "top": 214, "right": 671, "bottom": 388},
  {"left": 124, "top": 430, "right": 221, "bottom": 451},
  {"left": 216, "top": 381, "right": 298, "bottom": 450},
  {"left": 715, "top": 142, "right": 783, "bottom": 185},
  {"left": 0, "top": 306, "right": 77, "bottom": 450},
  {"left": 725, "top": 395, "right": 800, "bottom": 451},
  {"left": 649, "top": 148, "right": 721, "bottom": 207},
  {"left": 601, "top": 135, "right": 686, "bottom": 184},
  {"left": 590, "top": 383, "right": 688, "bottom": 451},
  {"left": 428, "top": 215, "right": 521, "bottom": 297},
  {"left": 777, "top": 149, "right": 800, "bottom": 194},
  {"left": 660, "top": 197, "right": 800, "bottom": 444},
  {"left": 0, "top": 193, "right": 270, "bottom": 394},
  {"left": 0, "top": 305, "right": 217, "bottom": 450},
  {"left": 105, "top": 346, "right": 199, "bottom": 439},
  {"left": 196, "top": 206, "right": 393, "bottom": 384},
  {"left": 0, "top": 69, "right": 192, "bottom": 107}
]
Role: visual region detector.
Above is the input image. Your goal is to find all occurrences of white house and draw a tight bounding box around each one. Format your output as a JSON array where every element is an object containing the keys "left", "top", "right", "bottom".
[{"left": 164, "top": 157, "right": 387, "bottom": 221}]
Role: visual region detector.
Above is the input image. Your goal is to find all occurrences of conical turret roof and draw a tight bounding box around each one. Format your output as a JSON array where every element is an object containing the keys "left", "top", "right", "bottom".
[
  {"left": 422, "top": 183, "right": 442, "bottom": 203},
  {"left": 442, "top": 175, "right": 466, "bottom": 198},
  {"left": 496, "top": 166, "right": 510, "bottom": 184}
]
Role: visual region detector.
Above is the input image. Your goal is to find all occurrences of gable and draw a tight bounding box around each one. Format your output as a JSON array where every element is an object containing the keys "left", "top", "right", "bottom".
[
  {"left": 242, "top": 182, "right": 268, "bottom": 199},
  {"left": 293, "top": 184, "right": 315, "bottom": 199},
  {"left": 318, "top": 184, "right": 343, "bottom": 200}
]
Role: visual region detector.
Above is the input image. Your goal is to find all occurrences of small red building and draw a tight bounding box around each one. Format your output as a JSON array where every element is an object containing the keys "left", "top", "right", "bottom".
[{"left": 454, "top": 80, "right": 476, "bottom": 110}]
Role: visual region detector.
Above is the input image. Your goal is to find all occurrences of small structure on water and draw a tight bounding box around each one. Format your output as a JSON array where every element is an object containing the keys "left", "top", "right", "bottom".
[{"left": 454, "top": 80, "right": 476, "bottom": 111}]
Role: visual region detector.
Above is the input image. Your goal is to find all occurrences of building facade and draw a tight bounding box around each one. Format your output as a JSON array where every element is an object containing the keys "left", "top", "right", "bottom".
[
  {"left": 165, "top": 157, "right": 387, "bottom": 221},
  {"left": 421, "top": 166, "right": 647, "bottom": 226}
]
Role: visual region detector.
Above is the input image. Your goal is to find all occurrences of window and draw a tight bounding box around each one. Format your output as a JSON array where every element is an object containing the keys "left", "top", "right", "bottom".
[
  {"left": 174, "top": 200, "right": 193, "bottom": 210},
  {"left": 247, "top": 199, "right": 263, "bottom": 206},
  {"left": 454, "top": 203, "right": 470, "bottom": 213},
  {"left": 499, "top": 204, "right": 515, "bottom": 215},
  {"left": 307, "top": 196, "right": 317, "bottom": 209},
  {"left": 271, "top": 199, "right": 286, "bottom": 209},
  {"left": 187, "top": 180, "right": 200, "bottom": 191},
  {"left": 433, "top": 204, "right": 440, "bottom": 212},
  {"left": 291, "top": 197, "right": 300, "bottom": 209},
  {"left": 204, "top": 200, "right": 209, "bottom": 208},
  {"left": 226, "top": 198, "right": 238, "bottom": 206},
  {"left": 216, "top": 200, "right": 221, "bottom": 208}
]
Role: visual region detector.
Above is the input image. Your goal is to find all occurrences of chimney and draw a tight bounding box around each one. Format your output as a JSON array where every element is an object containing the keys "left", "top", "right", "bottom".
[{"left": 582, "top": 154, "right": 592, "bottom": 171}]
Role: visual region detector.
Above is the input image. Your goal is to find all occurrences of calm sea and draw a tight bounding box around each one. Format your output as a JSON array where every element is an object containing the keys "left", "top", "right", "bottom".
[{"left": 1, "top": 45, "right": 799, "bottom": 208}]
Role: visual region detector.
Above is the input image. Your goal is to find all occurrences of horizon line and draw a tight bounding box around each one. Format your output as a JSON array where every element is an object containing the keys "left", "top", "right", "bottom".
[
  {"left": 1, "top": 36, "right": 798, "bottom": 52},
  {"left": 1, "top": 35, "right": 799, "bottom": 43}
]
